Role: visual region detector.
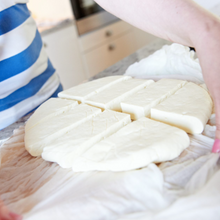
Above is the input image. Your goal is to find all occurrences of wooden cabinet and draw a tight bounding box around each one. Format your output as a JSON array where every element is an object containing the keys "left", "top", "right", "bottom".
[{"left": 41, "top": 24, "right": 86, "bottom": 89}]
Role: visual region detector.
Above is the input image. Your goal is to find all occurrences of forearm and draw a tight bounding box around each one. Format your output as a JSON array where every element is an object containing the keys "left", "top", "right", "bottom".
[
  {"left": 194, "top": 30, "right": 220, "bottom": 139},
  {"left": 94, "top": 0, "right": 218, "bottom": 47}
]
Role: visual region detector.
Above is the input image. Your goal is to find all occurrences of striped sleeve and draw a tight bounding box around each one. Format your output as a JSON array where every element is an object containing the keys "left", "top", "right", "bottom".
[{"left": 0, "top": 1, "right": 62, "bottom": 130}]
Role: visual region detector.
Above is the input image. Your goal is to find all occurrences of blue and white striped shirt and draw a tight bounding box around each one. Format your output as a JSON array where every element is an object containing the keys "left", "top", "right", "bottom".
[{"left": 0, "top": 0, "right": 62, "bottom": 130}]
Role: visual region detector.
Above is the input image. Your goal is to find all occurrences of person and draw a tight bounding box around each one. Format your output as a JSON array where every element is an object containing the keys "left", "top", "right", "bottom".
[
  {"left": 0, "top": 1, "right": 62, "bottom": 219},
  {"left": 0, "top": 0, "right": 63, "bottom": 131},
  {"left": 1, "top": 0, "right": 220, "bottom": 219}
]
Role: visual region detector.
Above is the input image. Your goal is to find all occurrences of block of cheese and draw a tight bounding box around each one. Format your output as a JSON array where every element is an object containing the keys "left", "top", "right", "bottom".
[
  {"left": 25, "top": 98, "right": 78, "bottom": 131},
  {"left": 42, "top": 110, "right": 131, "bottom": 168},
  {"left": 25, "top": 104, "right": 101, "bottom": 156},
  {"left": 151, "top": 82, "right": 213, "bottom": 134},
  {"left": 121, "top": 79, "right": 186, "bottom": 120},
  {"left": 58, "top": 75, "right": 131, "bottom": 102},
  {"left": 85, "top": 79, "right": 154, "bottom": 111},
  {"left": 71, "top": 117, "right": 190, "bottom": 172}
]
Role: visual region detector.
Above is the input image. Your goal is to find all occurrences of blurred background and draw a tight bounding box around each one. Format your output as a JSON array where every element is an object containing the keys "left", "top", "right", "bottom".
[{"left": 27, "top": 0, "right": 220, "bottom": 89}]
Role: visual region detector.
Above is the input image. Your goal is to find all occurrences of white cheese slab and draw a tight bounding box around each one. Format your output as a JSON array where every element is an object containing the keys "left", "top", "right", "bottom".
[
  {"left": 42, "top": 110, "right": 131, "bottom": 168},
  {"left": 58, "top": 75, "right": 131, "bottom": 102},
  {"left": 25, "top": 104, "right": 101, "bottom": 156},
  {"left": 71, "top": 117, "right": 190, "bottom": 172},
  {"left": 151, "top": 82, "right": 213, "bottom": 134},
  {"left": 121, "top": 79, "right": 186, "bottom": 120},
  {"left": 25, "top": 98, "right": 78, "bottom": 131},
  {"left": 85, "top": 79, "right": 154, "bottom": 111}
]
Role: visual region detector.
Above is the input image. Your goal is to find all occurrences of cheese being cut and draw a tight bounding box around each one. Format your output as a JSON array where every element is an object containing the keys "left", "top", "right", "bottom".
[
  {"left": 151, "top": 82, "right": 213, "bottom": 134},
  {"left": 25, "top": 98, "right": 78, "bottom": 131},
  {"left": 42, "top": 110, "right": 131, "bottom": 168},
  {"left": 85, "top": 79, "right": 154, "bottom": 111},
  {"left": 25, "top": 77, "right": 213, "bottom": 172},
  {"left": 58, "top": 75, "right": 131, "bottom": 102},
  {"left": 25, "top": 104, "right": 101, "bottom": 156},
  {"left": 71, "top": 117, "right": 190, "bottom": 172},
  {"left": 121, "top": 79, "right": 186, "bottom": 120}
]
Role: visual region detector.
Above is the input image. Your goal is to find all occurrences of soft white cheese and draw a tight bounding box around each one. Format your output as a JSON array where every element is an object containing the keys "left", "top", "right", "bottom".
[
  {"left": 121, "top": 79, "right": 186, "bottom": 120},
  {"left": 42, "top": 110, "right": 131, "bottom": 168},
  {"left": 85, "top": 79, "right": 154, "bottom": 111},
  {"left": 58, "top": 75, "right": 131, "bottom": 102},
  {"left": 71, "top": 117, "right": 190, "bottom": 172},
  {"left": 151, "top": 82, "right": 213, "bottom": 134},
  {"left": 25, "top": 98, "right": 78, "bottom": 131},
  {"left": 25, "top": 104, "right": 101, "bottom": 156}
]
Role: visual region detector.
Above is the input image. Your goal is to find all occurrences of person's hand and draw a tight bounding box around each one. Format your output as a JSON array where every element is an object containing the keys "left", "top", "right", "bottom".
[
  {"left": 0, "top": 198, "right": 22, "bottom": 220},
  {"left": 212, "top": 139, "right": 220, "bottom": 153}
]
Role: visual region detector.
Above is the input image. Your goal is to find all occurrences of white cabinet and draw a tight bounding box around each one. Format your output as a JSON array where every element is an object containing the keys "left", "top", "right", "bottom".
[
  {"left": 41, "top": 24, "right": 86, "bottom": 89},
  {"left": 83, "top": 31, "right": 136, "bottom": 77},
  {"left": 41, "top": 20, "right": 158, "bottom": 86},
  {"left": 79, "top": 20, "right": 153, "bottom": 78}
]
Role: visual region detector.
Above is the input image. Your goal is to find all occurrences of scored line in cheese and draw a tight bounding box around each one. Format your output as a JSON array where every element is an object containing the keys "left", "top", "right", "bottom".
[
  {"left": 151, "top": 82, "right": 213, "bottom": 134},
  {"left": 42, "top": 110, "right": 131, "bottom": 168},
  {"left": 58, "top": 75, "right": 132, "bottom": 102},
  {"left": 85, "top": 79, "right": 154, "bottom": 111},
  {"left": 71, "top": 117, "right": 190, "bottom": 172},
  {"left": 25, "top": 104, "right": 101, "bottom": 156},
  {"left": 121, "top": 79, "right": 186, "bottom": 120},
  {"left": 25, "top": 98, "right": 78, "bottom": 131}
]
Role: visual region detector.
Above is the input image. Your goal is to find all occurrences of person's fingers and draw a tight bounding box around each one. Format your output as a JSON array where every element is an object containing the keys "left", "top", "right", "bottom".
[
  {"left": 212, "top": 139, "right": 220, "bottom": 153},
  {"left": 8, "top": 212, "right": 22, "bottom": 220},
  {"left": 0, "top": 198, "right": 22, "bottom": 220}
]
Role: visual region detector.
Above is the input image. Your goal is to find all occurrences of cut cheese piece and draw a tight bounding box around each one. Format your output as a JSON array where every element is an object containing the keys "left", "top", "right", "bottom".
[
  {"left": 25, "top": 104, "right": 101, "bottom": 156},
  {"left": 42, "top": 110, "right": 131, "bottom": 168},
  {"left": 121, "top": 79, "right": 186, "bottom": 120},
  {"left": 85, "top": 79, "right": 154, "bottom": 111},
  {"left": 25, "top": 98, "right": 78, "bottom": 131},
  {"left": 58, "top": 75, "right": 131, "bottom": 102},
  {"left": 71, "top": 117, "right": 190, "bottom": 172},
  {"left": 151, "top": 82, "right": 213, "bottom": 134}
]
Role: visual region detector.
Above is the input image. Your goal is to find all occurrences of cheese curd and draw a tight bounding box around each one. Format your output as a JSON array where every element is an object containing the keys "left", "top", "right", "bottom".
[
  {"left": 85, "top": 79, "right": 154, "bottom": 111},
  {"left": 151, "top": 82, "right": 213, "bottom": 134},
  {"left": 71, "top": 117, "right": 190, "bottom": 172},
  {"left": 121, "top": 79, "right": 186, "bottom": 120},
  {"left": 42, "top": 110, "right": 131, "bottom": 168},
  {"left": 58, "top": 75, "right": 131, "bottom": 102}
]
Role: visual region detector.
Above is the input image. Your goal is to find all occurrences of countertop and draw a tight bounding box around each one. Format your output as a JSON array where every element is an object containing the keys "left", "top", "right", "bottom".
[{"left": 0, "top": 38, "right": 169, "bottom": 142}]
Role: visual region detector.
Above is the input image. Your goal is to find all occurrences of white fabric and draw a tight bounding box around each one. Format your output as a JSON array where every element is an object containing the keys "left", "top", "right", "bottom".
[
  {"left": 0, "top": 117, "right": 218, "bottom": 220},
  {"left": 0, "top": 0, "right": 29, "bottom": 12},
  {"left": 0, "top": 72, "right": 60, "bottom": 130},
  {"left": 0, "top": 47, "right": 48, "bottom": 98},
  {"left": 0, "top": 16, "right": 36, "bottom": 62},
  {"left": 125, "top": 43, "right": 203, "bottom": 84}
]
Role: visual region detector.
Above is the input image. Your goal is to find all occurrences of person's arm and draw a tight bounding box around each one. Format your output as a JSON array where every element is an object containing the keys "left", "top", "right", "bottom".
[{"left": 94, "top": 0, "right": 220, "bottom": 151}]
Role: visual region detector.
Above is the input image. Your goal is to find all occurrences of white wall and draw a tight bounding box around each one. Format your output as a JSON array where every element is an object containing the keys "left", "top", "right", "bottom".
[{"left": 27, "top": 0, "right": 73, "bottom": 21}]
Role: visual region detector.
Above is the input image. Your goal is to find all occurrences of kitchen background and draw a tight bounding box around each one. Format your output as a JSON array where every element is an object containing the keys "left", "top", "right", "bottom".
[{"left": 27, "top": 0, "right": 220, "bottom": 89}]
